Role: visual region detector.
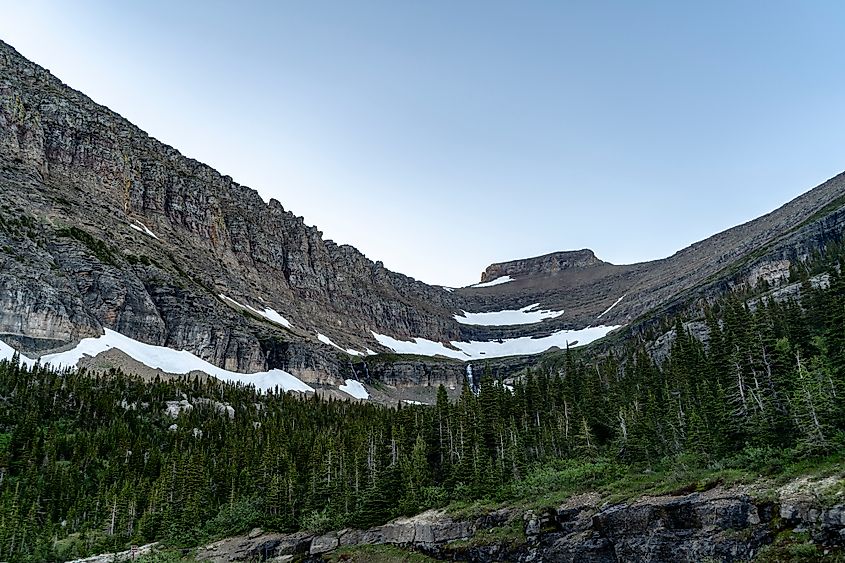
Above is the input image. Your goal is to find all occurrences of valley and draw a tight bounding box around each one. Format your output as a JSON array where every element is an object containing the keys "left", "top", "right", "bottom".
[{"left": 0, "top": 37, "right": 845, "bottom": 562}]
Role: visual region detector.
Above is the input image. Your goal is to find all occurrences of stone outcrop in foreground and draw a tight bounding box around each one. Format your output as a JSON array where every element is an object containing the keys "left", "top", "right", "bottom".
[{"left": 195, "top": 477, "right": 845, "bottom": 562}]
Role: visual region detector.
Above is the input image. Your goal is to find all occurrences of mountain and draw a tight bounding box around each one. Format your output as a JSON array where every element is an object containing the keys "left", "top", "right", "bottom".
[
  {"left": 4, "top": 39, "right": 845, "bottom": 563},
  {"left": 2, "top": 39, "right": 845, "bottom": 401},
  {"left": 5, "top": 266, "right": 845, "bottom": 561}
]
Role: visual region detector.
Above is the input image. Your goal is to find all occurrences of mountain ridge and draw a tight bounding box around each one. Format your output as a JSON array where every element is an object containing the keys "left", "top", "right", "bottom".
[{"left": 3, "top": 38, "right": 845, "bottom": 400}]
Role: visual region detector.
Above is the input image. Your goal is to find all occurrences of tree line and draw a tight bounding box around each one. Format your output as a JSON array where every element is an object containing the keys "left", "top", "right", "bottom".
[{"left": 1, "top": 249, "right": 845, "bottom": 561}]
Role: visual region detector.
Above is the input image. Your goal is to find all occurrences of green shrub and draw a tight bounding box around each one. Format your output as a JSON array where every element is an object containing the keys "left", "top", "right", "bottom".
[
  {"left": 55, "top": 226, "right": 118, "bottom": 266},
  {"left": 301, "top": 508, "right": 335, "bottom": 534},
  {"left": 203, "top": 497, "right": 262, "bottom": 538}
]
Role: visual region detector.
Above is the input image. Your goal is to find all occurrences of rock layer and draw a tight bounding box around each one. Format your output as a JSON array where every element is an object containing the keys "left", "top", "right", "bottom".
[
  {"left": 195, "top": 480, "right": 845, "bottom": 562},
  {"left": 0, "top": 40, "right": 464, "bottom": 382},
  {"left": 479, "top": 250, "right": 605, "bottom": 283},
  {"left": 3, "top": 38, "right": 845, "bottom": 388}
]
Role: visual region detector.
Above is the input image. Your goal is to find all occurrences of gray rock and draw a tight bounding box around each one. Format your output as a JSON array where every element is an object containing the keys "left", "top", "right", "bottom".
[
  {"left": 479, "top": 250, "right": 604, "bottom": 283},
  {"left": 195, "top": 532, "right": 312, "bottom": 562},
  {"left": 523, "top": 510, "right": 541, "bottom": 536},
  {"left": 309, "top": 533, "right": 339, "bottom": 555},
  {"left": 378, "top": 523, "right": 416, "bottom": 544},
  {"left": 337, "top": 528, "right": 365, "bottom": 547},
  {"left": 432, "top": 520, "right": 472, "bottom": 543},
  {"left": 413, "top": 522, "right": 435, "bottom": 544},
  {"left": 824, "top": 505, "right": 845, "bottom": 527}
]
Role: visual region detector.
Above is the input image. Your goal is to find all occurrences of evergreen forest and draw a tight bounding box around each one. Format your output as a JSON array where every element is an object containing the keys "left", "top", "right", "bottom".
[{"left": 1, "top": 255, "right": 845, "bottom": 561}]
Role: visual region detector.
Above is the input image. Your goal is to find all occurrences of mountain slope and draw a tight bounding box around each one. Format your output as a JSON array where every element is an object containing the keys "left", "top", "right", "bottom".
[
  {"left": 454, "top": 173, "right": 845, "bottom": 339},
  {"left": 3, "top": 38, "right": 845, "bottom": 394},
  {"left": 0, "top": 41, "right": 466, "bottom": 377}
]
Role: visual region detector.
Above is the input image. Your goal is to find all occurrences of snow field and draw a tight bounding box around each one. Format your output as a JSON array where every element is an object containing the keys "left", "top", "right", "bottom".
[
  {"left": 338, "top": 379, "right": 369, "bottom": 399},
  {"left": 0, "top": 329, "right": 314, "bottom": 393},
  {"left": 454, "top": 303, "right": 564, "bottom": 326},
  {"left": 469, "top": 275, "right": 514, "bottom": 288},
  {"left": 372, "top": 324, "right": 620, "bottom": 361}
]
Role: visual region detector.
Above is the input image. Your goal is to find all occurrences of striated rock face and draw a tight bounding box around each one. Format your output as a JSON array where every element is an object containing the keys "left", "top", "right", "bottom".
[
  {"left": 361, "top": 359, "right": 465, "bottom": 391},
  {"left": 194, "top": 481, "right": 845, "bottom": 563},
  {"left": 4, "top": 37, "right": 845, "bottom": 390},
  {"left": 0, "top": 39, "right": 466, "bottom": 382},
  {"left": 479, "top": 250, "right": 605, "bottom": 283}
]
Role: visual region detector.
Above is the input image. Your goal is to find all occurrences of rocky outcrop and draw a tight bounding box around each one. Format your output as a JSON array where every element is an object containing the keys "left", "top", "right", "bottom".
[
  {"left": 67, "top": 543, "right": 158, "bottom": 563},
  {"left": 198, "top": 531, "right": 314, "bottom": 562},
  {"left": 357, "top": 355, "right": 535, "bottom": 394},
  {"left": 479, "top": 250, "right": 605, "bottom": 283},
  {"left": 194, "top": 479, "right": 845, "bottom": 562},
  {"left": 195, "top": 509, "right": 474, "bottom": 562}
]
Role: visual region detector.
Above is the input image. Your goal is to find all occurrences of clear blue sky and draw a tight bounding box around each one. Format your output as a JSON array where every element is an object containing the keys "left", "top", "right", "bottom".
[{"left": 2, "top": 1, "right": 844, "bottom": 286}]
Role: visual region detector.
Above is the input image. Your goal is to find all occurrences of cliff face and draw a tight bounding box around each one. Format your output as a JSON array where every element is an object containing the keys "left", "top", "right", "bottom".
[
  {"left": 479, "top": 250, "right": 605, "bottom": 283},
  {"left": 4, "top": 38, "right": 845, "bottom": 388},
  {"left": 192, "top": 478, "right": 845, "bottom": 562},
  {"left": 0, "top": 40, "right": 467, "bottom": 379}
]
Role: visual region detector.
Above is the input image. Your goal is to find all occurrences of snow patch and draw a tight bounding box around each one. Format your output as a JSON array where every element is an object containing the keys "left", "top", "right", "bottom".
[
  {"left": 470, "top": 275, "right": 514, "bottom": 288},
  {"left": 317, "top": 332, "right": 343, "bottom": 350},
  {"left": 454, "top": 303, "right": 564, "bottom": 326},
  {"left": 371, "top": 325, "right": 620, "bottom": 361},
  {"left": 129, "top": 220, "right": 159, "bottom": 239},
  {"left": 260, "top": 309, "right": 293, "bottom": 329},
  {"left": 339, "top": 379, "right": 369, "bottom": 400},
  {"left": 0, "top": 329, "right": 314, "bottom": 394},
  {"left": 441, "top": 286, "right": 455, "bottom": 292},
  {"left": 494, "top": 380, "right": 515, "bottom": 393},
  {"left": 317, "top": 332, "right": 364, "bottom": 356},
  {"left": 0, "top": 340, "right": 35, "bottom": 368},
  {"left": 403, "top": 400, "right": 427, "bottom": 405},
  {"left": 220, "top": 294, "right": 293, "bottom": 329},
  {"left": 597, "top": 294, "right": 626, "bottom": 320}
]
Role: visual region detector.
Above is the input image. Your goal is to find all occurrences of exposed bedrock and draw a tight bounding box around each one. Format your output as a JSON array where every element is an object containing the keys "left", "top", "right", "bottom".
[
  {"left": 3, "top": 38, "right": 845, "bottom": 387},
  {"left": 196, "top": 480, "right": 845, "bottom": 562}
]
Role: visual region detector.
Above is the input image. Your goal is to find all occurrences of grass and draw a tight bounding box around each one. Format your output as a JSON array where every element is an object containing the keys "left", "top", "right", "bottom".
[
  {"left": 445, "top": 448, "right": 845, "bottom": 520},
  {"left": 55, "top": 225, "right": 118, "bottom": 266},
  {"left": 447, "top": 519, "right": 524, "bottom": 549},
  {"left": 755, "top": 530, "right": 845, "bottom": 562},
  {"left": 125, "top": 253, "right": 158, "bottom": 267},
  {"left": 325, "top": 544, "right": 438, "bottom": 562}
]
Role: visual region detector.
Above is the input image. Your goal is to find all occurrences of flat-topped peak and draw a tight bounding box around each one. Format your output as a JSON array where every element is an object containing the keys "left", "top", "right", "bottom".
[{"left": 479, "top": 249, "right": 605, "bottom": 283}]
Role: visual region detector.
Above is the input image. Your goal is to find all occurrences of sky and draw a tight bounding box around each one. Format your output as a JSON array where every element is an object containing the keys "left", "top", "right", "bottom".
[{"left": 1, "top": 1, "right": 844, "bottom": 287}]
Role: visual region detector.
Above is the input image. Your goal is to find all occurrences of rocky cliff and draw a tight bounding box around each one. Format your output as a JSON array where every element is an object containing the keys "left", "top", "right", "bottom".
[
  {"left": 4, "top": 38, "right": 845, "bottom": 392},
  {"left": 456, "top": 175, "right": 845, "bottom": 341},
  {"left": 479, "top": 250, "right": 605, "bottom": 283},
  {"left": 0, "top": 40, "right": 467, "bottom": 380},
  {"left": 191, "top": 476, "right": 845, "bottom": 562}
]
